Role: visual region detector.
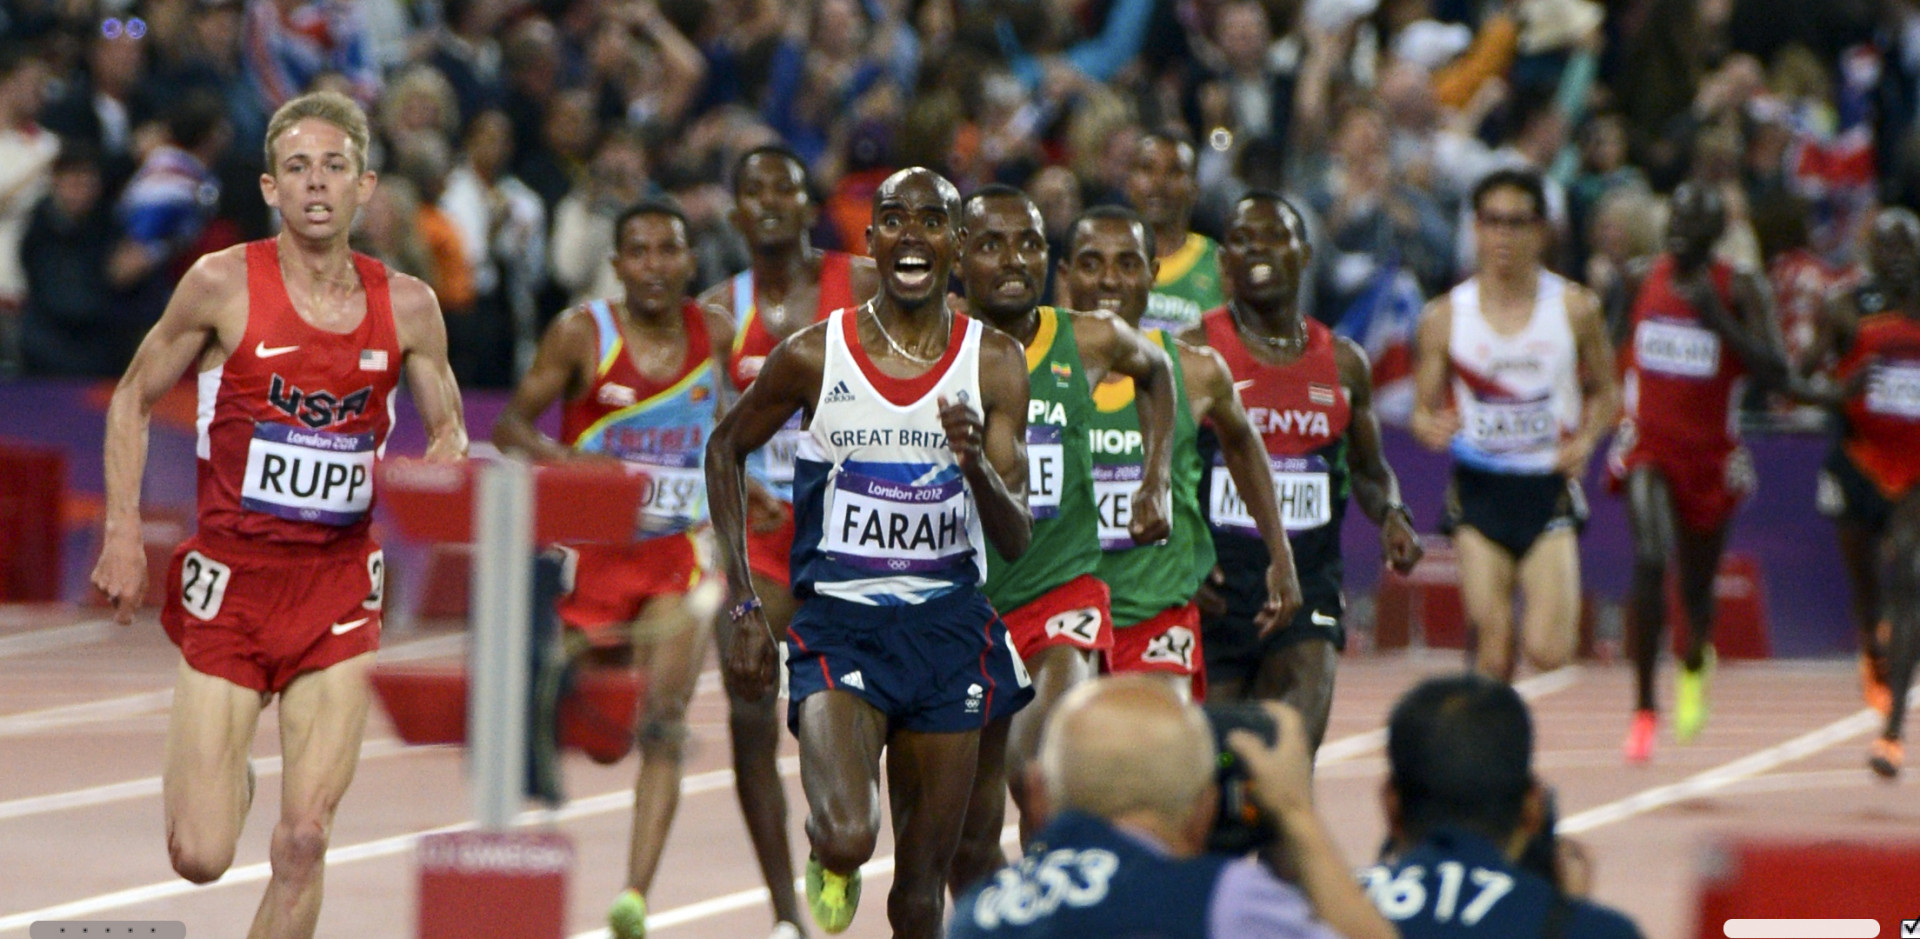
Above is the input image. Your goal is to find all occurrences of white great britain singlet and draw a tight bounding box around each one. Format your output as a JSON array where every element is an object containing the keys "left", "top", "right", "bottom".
[
  {"left": 1446, "top": 273, "right": 1582, "bottom": 475},
  {"left": 790, "top": 307, "right": 988, "bottom": 605}
]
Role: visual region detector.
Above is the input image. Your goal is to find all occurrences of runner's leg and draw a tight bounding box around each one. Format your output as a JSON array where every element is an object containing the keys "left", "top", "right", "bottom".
[
  {"left": 248, "top": 651, "right": 374, "bottom": 939},
  {"left": 798, "top": 690, "right": 888, "bottom": 875},
  {"left": 719, "top": 572, "right": 803, "bottom": 929},
  {"left": 948, "top": 713, "right": 1012, "bottom": 896},
  {"left": 1247, "top": 639, "right": 1338, "bottom": 752},
  {"left": 1878, "top": 493, "right": 1920, "bottom": 746},
  {"left": 1003, "top": 646, "right": 1092, "bottom": 842},
  {"left": 1673, "top": 523, "right": 1728, "bottom": 672},
  {"left": 1517, "top": 528, "right": 1581, "bottom": 674},
  {"left": 163, "top": 662, "right": 266, "bottom": 884},
  {"left": 1455, "top": 528, "right": 1520, "bottom": 681},
  {"left": 624, "top": 593, "right": 709, "bottom": 896},
  {"left": 886, "top": 727, "right": 983, "bottom": 939},
  {"left": 1626, "top": 467, "right": 1677, "bottom": 713}
]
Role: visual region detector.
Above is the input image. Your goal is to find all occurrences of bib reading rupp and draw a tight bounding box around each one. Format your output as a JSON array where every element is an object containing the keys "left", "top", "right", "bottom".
[
  {"left": 198, "top": 240, "right": 401, "bottom": 546},
  {"left": 791, "top": 307, "right": 989, "bottom": 604},
  {"left": 729, "top": 252, "right": 857, "bottom": 502},
  {"left": 1838, "top": 311, "right": 1920, "bottom": 498},
  {"left": 1199, "top": 311, "right": 1351, "bottom": 590},
  {"left": 1088, "top": 329, "right": 1211, "bottom": 627},
  {"left": 563, "top": 298, "right": 721, "bottom": 534},
  {"left": 1445, "top": 273, "right": 1582, "bottom": 475},
  {"left": 1619, "top": 256, "right": 1748, "bottom": 454},
  {"left": 983, "top": 307, "right": 1099, "bottom": 613}
]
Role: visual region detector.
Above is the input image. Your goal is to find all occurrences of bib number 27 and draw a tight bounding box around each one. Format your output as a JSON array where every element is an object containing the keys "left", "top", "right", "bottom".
[{"left": 179, "top": 551, "right": 232, "bottom": 621}]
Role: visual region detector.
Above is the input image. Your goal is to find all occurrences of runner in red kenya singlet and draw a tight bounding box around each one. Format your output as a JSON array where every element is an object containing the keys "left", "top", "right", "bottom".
[
  {"left": 696, "top": 144, "right": 875, "bottom": 937},
  {"left": 90, "top": 92, "right": 467, "bottom": 939},
  {"left": 1608, "top": 182, "right": 1794, "bottom": 763}
]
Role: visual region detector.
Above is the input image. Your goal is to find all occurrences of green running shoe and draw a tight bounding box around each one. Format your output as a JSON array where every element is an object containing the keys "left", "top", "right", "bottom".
[
  {"left": 806, "top": 856, "right": 861, "bottom": 934},
  {"left": 1674, "top": 645, "right": 1715, "bottom": 743},
  {"left": 608, "top": 888, "right": 647, "bottom": 939}
]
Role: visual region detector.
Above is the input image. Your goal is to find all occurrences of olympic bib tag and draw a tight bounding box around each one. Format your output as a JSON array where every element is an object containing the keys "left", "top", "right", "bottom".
[
  {"left": 622, "top": 453, "right": 704, "bottom": 534},
  {"left": 1635, "top": 319, "right": 1721, "bottom": 378},
  {"left": 1092, "top": 463, "right": 1162, "bottom": 550},
  {"left": 1026, "top": 424, "right": 1064, "bottom": 520},
  {"left": 1209, "top": 454, "right": 1332, "bottom": 535},
  {"left": 823, "top": 469, "right": 973, "bottom": 572},
  {"left": 1463, "top": 396, "right": 1558, "bottom": 453},
  {"left": 1866, "top": 364, "right": 1920, "bottom": 419},
  {"left": 241, "top": 422, "right": 376, "bottom": 525}
]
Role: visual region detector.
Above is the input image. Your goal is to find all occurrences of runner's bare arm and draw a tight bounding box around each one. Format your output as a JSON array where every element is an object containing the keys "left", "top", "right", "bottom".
[
  {"left": 1561, "top": 284, "right": 1620, "bottom": 477},
  {"left": 1687, "top": 267, "right": 1790, "bottom": 390},
  {"left": 1072, "top": 309, "right": 1174, "bottom": 544},
  {"left": 704, "top": 303, "right": 740, "bottom": 414},
  {"left": 1183, "top": 341, "right": 1303, "bottom": 631},
  {"left": 947, "top": 328, "right": 1032, "bottom": 559},
  {"left": 1795, "top": 289, "right": 1864, "bottom": 407},
  {"left": 492, "top": 309, "right": 599, "bottom": 462},
  {"left": 1336, "top": 337, "right": 1421, "bottom": 574},
  {"left": 92, "top": 250, "right": 245, "bottom": 623},
  {"left": 392, "top": 273, "right": 467, "bottom": 462},
  {"left": 707, "top": 325, "right": 825, "bottom": 699},
  {"left": 1409, "top": 295, "right": 1458, "bottom": 451}
]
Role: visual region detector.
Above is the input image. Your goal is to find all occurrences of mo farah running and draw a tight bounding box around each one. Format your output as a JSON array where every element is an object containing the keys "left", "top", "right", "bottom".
[
  {"left": 947, "top": 184, "right": 1179, "bottom": 890},
  {"left": 707, "top": 167, "right": 1034, "bottom": 939},
  {"left": 1190, "top": 191, "right": 1423, "bottom": 750},
  {"left": 1059, "top": 205, "right": 1304, "bottom": 698}
]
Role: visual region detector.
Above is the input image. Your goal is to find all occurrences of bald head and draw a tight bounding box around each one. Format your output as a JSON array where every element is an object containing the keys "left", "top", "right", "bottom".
[
  {"left": 1871, "top": 207, "right": 1920, "bottom": 293},
  {"left": 1039, "top": 677, "right": 1216, "bottom": 825},
  {"left": 872, "top": 166, "right": 962, "bottom": 220}
]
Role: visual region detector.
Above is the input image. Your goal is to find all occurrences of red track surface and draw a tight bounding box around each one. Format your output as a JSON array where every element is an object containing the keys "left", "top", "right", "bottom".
[{"left": 1, "top": 604, "right": 1913, "bottom": 939}]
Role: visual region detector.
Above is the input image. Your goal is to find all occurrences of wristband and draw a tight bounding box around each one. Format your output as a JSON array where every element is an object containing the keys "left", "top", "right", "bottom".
[
  {"left": 1384, "top": 501, "right": 1414, "bottom": 526},
  {"left": 728, "top": 597, "right": 763, "bottom": 622}
]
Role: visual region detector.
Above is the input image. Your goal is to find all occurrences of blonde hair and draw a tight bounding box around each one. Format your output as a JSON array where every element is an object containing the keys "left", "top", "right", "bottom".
[
  {"left": 380, "top": 65, "right": 461, "bottom": 143},
  {"left": 265, "top": 91, "right": 372, "bottom": 173}
]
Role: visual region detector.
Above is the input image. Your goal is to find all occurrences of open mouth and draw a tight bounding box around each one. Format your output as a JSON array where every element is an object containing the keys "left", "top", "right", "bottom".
[
  {"left": 993, "top": 274, "right": 1031, "bottom": 298},
  {"left": 1090, "top": 296, "right": 1125, "bottom": 313},
  {"left": 303, "top": 202, "right": 333, "bottom": 223},
  {"left": 757, "top": 215, "right": 786, "bottom": 231},
  {"left": 1248, "top": 263, "right": 1275, "bottom": 285},
  {"left": 894, "top": 255, "right": 934, "bottom": 289}
]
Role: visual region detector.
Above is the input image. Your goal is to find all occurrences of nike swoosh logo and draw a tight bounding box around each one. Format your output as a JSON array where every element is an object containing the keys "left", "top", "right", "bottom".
[
  {"left": 1233, "top": 379, "right": 1257, "bottom": 391},
  {"left": 1310, "top": 611, "right": 1338, "bottom": 627},
  {"left": 330, "top": 617, "right": 370, "bottom": 635},
  {"left": 256, "top": 342, "right": 300, "bottom": 358}
]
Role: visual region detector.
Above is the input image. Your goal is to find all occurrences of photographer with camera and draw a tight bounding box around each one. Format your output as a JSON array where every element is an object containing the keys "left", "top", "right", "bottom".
[
  {"left": 1367, "top": 674, "right": 1642, "bottom": 939},
  {"left": 949, "top": 675, "right": 1395, "bottom": 939}
]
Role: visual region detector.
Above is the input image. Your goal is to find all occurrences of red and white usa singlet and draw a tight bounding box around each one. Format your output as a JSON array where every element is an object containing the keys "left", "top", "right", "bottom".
[
  {"left": 195, "top": 240, "right": 401, "bottom": 549},
  {"left": 1618, "top": 256, "right": 1748, "bottom": 455},
  {"left": 1838, "top": 312, "right": 1920, "bottom": 498}
]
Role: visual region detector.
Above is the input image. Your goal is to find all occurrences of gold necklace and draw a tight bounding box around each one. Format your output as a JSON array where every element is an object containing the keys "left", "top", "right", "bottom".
[
  {"left": 1230, "top": 302, "right": 1305, "bottom": 352},
  {"left": 864, "top": 302, "right": 949, "bottom": 365}
]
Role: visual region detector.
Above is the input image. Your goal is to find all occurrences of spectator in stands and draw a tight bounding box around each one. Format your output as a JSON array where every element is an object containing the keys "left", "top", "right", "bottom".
[
  {"left": 19, "top": 145, "right": 119, "bottom": 377},
  {"left": 1366, "top": 673, "right": 1644, "bottom": 939},
  {"left": 516, "top": 86, "right": 597, "bottom": 220},
  {"left": 1194, "top": 0, "right": 1298, "bottom": 151},
  {"left": 378, "top": 64, "right": 462, "bottom": 166},
  {"left": 949, "top": 676, "right": 1395, "bottom": 939},
  {"left": 602, "top": 0, "right": 708, "bottom": 137},
  {"left": 550, "top": 128, "right": 651, "bottom": 308},
  {"left": 0, "top": 42, "right": 55, "bottom": 373},
  {"left": 393, "top": 131, "right": 478, "bottom": 326},
  {"left": 40, "top": 20, "right": 155, "bottom": 195},
  {"left": 441, "top": 108, "right": 545, "bottom": 386},
  {"left": 350, "top": 175, "right": 433, "bottom": 285},
  {"left": 422, "top": 0, "right": 507, "bottom": 128},
  {"left": 241, "top": 0, "right": 379, "bottom": 111},
  {"left": 1305, "top": 103, "right": 1452, "bottom": 325},
  {"left": 108, "top": 90, "right": 230, "bottom": 368},
  {"left": 152, "top": 0, "right": 261, "bottom": 152}
]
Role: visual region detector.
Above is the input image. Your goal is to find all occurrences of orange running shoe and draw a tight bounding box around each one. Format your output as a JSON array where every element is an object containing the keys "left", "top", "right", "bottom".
[
  {"left": 1870, "top": 737, "right": 1903, "bottom": 780},
  {"left": 1861, "top": 652, "right": 1893, "bottom": 718},
  {"left": 1624, "top": 710, "right": 1656, "bottom": 764}
]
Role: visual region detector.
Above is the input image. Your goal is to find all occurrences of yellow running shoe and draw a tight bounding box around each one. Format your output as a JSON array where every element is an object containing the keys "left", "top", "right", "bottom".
[
  {"left": 609, "top": 888, "right": 647, "bottom": 939},
  {"left": 806, "top": 856, "right": 861, "bottom": 934},
  {"left": 1674, "top": 645, "right": 1714, "bottom": 743}
]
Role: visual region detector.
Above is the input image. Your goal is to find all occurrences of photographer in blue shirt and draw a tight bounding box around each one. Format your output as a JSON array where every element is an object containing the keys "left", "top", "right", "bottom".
[
  {"left": 949, "top": 676, "right": 1394, "bottom": 939},
  {"left": 1367, "top": 674, "right": 1642, "bottom": 939}
]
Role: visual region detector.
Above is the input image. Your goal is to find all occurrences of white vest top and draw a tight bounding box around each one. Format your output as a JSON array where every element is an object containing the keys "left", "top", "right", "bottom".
[{"left": 1446, "top": 273, "right": 1583, "bottom": 475}]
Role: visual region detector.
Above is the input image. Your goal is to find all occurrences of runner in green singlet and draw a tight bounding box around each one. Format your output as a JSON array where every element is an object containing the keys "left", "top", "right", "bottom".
[
  {"left": 948, "top": 185, "right": 1179, "bottom": 891},
  {"left": 1127, "top": 132, "right": 1226, "bottom": 333}
]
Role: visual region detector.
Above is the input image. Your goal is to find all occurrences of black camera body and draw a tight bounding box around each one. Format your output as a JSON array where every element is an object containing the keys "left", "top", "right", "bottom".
[{"left": 1203, "top": 702, "right": 1280, "bottom": 855}]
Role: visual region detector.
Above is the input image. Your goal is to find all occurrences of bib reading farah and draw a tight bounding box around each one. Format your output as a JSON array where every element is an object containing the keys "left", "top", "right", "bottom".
[{"left": 792, "top": 308, "right": 988, "bottom": 605}]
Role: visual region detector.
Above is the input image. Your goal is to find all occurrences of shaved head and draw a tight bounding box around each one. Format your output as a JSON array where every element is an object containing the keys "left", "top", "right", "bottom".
[
  {"left": 1039, "top": 676, "right": 1215, "bottom": 823},
  {"left": 872, "top": 166, "right": 962, "bottom": 220}
]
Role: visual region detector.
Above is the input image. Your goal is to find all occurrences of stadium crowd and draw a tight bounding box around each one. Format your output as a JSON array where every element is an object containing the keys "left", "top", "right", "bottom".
[{"left": 0, "top": 0, "right": 1911, "bottom": 397}]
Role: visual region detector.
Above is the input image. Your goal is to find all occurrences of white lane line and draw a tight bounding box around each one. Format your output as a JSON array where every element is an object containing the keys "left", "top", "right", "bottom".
[
  {"left": 0, "top": 620, "right": 116, "bottom": 659},
  {"left": 0, "top": 757, "right": 800, "bottom": 933},
  {"left": 1319, "top": 666, "right": 1582, "bottom": 764},
  {"left": 1558, "top": 689, "right": 1917, "bottom": 836}
]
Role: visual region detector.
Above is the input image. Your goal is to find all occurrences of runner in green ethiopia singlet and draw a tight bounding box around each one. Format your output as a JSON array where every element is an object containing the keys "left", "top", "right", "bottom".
[
  {"left": 1143, "top": 233, "right": 1225, "bottom": 333},
  {"left": 984, "top": 307, "right": 1099, "bottom": 611},
  {"left": 1091, "top": 329, "right": 1212, "bottom": 626}
]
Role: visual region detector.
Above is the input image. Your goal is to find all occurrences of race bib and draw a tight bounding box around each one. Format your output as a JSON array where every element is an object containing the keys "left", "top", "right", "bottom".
[
  {"left": 1209, "top": 455, "right": 1332, "bottom": 536},
  {"left": 1865, "top": 364, "right": 1920, "bottom": 419},
  {"left": 1463, "top": 398, "right": 1559, "bottom": 453},
  {"left": 1635, "top": 319, "right": 1721, "bottom": 378},
  {"left": 1092, "top": 463, "right": 1160, "bottom": 550},
  {"left": 823, "top": 469, "right": 973, "bottom": 572},
  {"left": 1026, "top": 424, "right": 1064, "bottom": 520},
  {"left": 241, "top": 422, "right": 376, "bottom": 526},
  {"left": 630, "top": 457, "right": 704, "bottom": 533}
]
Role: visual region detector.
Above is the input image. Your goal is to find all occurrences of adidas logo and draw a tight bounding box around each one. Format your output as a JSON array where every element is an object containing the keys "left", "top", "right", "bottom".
[
  {"left": 839, "top": 670, "right": 866, "bottom": 690},
  {"left": 823, "top": 380, "right": 855, "bottom": 404}
]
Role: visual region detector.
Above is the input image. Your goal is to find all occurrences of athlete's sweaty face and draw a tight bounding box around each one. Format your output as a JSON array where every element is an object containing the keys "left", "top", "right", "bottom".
[
  {"left": 1666, "top": 183, "right": 1726, "bottom": 269},
  {"left": 1063, "top": 217, "right": 1156, "bottom": 329},
  {"left": 613, "top": 213, "right": 695, "bottom": 318},
  {"left": 1868, "top": 208, "right": 1920, "bottom": 293},
  {"left": 866, "top": 169, "right": 963, "bottom": 309},
  {"left": 263, "top": 118, "right": 373, "bottom": 241},
  {"left": 1125, "top": 137, "right": 1197, "bottom": 234},
  {"left": 732, "top": 152, "right": 813, "bottom": 252},
  {"left": 1222, "top": 197, "right": 1309, "bottom": 309},
  {"left": 959, "top": 194, "right": 1048, "bottom": 325},
  {"left": 1472, "top": 184, "right": 1545, "bottom": 280}
]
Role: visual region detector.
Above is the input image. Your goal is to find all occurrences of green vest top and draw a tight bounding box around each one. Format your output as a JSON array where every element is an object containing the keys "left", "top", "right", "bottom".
[
  {"left": 1143, "top": 233, "right": 1225, "bottom": 333},
  {"left": 985, "top": 308, "right": 1101, "bottom": 612},
  {"left": 1089, "top": 329, "right": 1213, "bottom": 626}
]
